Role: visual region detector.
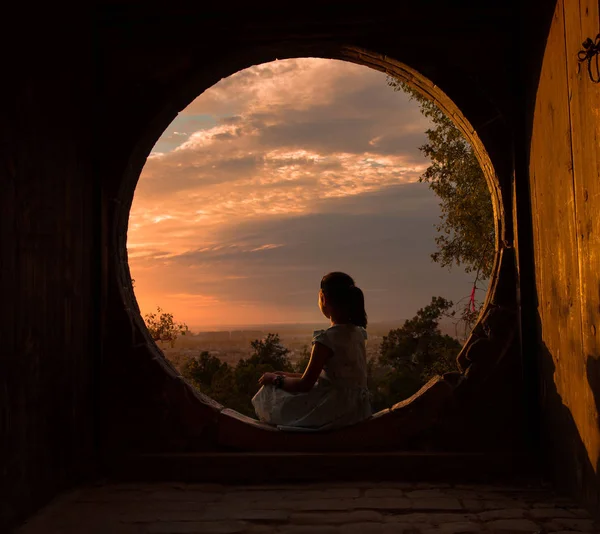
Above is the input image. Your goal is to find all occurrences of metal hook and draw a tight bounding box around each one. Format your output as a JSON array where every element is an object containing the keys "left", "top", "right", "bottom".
[{"left": 577, "top": 34, "right": 600, "bottom": 83}]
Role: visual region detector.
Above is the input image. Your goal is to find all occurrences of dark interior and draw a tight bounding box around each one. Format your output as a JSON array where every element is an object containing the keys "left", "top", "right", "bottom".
[{"left": 4, "top": 0, "right": 600, "bottom": 530}]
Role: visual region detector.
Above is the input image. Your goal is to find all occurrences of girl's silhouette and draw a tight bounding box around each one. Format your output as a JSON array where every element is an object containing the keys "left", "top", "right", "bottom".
[{"left": 252, "top": 272, "right": 372, "bottom": 430}]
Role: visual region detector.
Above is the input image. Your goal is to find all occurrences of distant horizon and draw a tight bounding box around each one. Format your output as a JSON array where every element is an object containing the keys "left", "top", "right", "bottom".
[
  {"left": 187, "top": 319, "right": 400, "bottom": 330},
  {"left": 184, "top": 316, "right": 459, "bottom": 333}
]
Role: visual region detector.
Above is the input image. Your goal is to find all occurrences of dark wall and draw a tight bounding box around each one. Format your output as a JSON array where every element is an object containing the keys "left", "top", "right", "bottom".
[
  {"left": 522, "top": 0, "right": 600, "bottom": 516},
  {"left": 0, "top": 15, "right": 97, "bottom": 532}
]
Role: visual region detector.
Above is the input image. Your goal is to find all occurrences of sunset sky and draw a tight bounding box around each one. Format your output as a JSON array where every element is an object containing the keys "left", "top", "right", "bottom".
[{"left": 128, "top": 58, "right": 483, "bottom": 330}]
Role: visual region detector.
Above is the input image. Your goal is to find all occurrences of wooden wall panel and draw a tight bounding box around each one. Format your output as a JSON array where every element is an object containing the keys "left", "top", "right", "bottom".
[
  {"left": 0, "top": 21, "right": 96, "bottom": 532},
  {"left": 530, "top": 0, "right": 584, "bottom": 400},
  {"left": 564, "top": 0, "right": 600, "bottom": 504},
  {"left": 530, "top": 0, "right": 600, "bottom": 513},
  {"left": 565, "top": 0, "right": 600, "bottom": 369}
]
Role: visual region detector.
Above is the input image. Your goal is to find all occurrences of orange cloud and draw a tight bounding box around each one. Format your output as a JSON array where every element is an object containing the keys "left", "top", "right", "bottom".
[{"left": 128, "top": 58, "right": 443, "bottom": 328}]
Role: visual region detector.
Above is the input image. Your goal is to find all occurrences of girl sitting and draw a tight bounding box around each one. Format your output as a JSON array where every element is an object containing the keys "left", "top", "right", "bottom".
[{"left": 252, "top": 272, "right": 372, "bottom": 430}]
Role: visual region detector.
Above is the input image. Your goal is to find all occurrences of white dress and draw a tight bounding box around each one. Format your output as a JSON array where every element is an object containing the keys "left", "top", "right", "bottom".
[{"left": 252, "top": 324, "right": 372, "bottom": 431}]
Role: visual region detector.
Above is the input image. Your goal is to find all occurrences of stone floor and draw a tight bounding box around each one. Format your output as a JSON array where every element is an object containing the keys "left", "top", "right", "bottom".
[{"left": 15, "top": 481, "right": 600, "bottom": 533}]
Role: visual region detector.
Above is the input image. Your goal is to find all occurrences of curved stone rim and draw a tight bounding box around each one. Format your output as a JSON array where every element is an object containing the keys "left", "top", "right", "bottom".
[{"left": 111, "top": 42, "right": 516, "bottom": 452}]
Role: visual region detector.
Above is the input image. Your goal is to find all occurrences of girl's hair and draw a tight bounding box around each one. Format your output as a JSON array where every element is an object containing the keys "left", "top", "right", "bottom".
[{"left": 320, "top": 272, "right": 368, "bottom": 328}]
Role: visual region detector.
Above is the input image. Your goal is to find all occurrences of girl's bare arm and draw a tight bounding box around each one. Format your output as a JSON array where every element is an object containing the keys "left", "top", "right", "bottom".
[
  {"left": 279, "top": 343, "right": 332, "bottom": 393},
  {"left": 274, "top": 371, "right": 303, "bottom": 377}
]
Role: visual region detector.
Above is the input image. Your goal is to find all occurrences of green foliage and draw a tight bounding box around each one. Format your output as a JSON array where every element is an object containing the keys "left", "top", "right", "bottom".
[
  {"left": 182, "top": 351, "right": 227, "bottom": 389},
  {"left": 371, "top": 296, "right": 462, "bottom": 412},
  {"left": 247, "top": 333, "right": 293, "bottom": 370},
  {"left": 293, "top": 345, "right": 311, "bottom": 374},
  {"left": 368, "top": 362, "right": 423, "bottom": 413},
  {"left": 181, "top": 333, "right": 293, "bottom": 417},
  {"left": 387, "top": 77, "right": 495, "bottom": 280},
  {"left": 380, "top": 296, "right": 456, "bottom": 368},
  {"left": 144, "top": 306, "right": 188, "bottom": 347},
  {"left": 181, "top": 303, "right": 461, "bottom": 418}
]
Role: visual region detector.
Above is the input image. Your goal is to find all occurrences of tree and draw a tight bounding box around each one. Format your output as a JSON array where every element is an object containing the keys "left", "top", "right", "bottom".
[
  {"left": 387, "top": 78, "right": 494, "bottom": 329},
  {"left": 368, "top": 361, "right": 422, "bottom": 413},
  {"left": 370, "top": 296, "right": 463, "bottom": 411},
  {"left": 293, "top": 345, "right": 311, "bottom": 374},
  {"left": 379, "top": 296, "right": 458, "bottom": 369},
  {"left": 234, "top": 333, "right": 294, "bottom": 407},
  {"left": 182, "top": 351, "right": 226, "bottom": 389},
  {"left": 180, "top": 333, "right": 295, "bottom": 418},
  {"left": 182, "top": 353, "right": 248, "bottom": 413},
  {"left": 144, "top": 306, "right": 188, "bottom": 347},
  {"left": 247, "top": 333, "right": 293, "bottom": 370}
]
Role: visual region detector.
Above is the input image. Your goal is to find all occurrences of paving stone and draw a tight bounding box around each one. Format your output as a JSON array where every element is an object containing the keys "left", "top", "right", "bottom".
[
  {"left": 355, "top": 498, "right": 413, "bottom": 511},
  {"left": 529, "top": 508, "right": 578, "bottom": 519},
  {"left": 422, "top": 522, "right": 482, "bottom": 534},
  {"left": 340, "top": 522, "right": 385, "bottom": 534},
  {"left": 18, "top": 512, "right": 107, "bottom": 532},
  {"left": 286, "top": 499, "right": 360, "bottom": 512},
  {"left": 145, "top": 521, "right": 248, "bottom": 533},
  {"left": 381, "top": 524, "right": 423, "bottom": 534},
  {"left": 228, "top": 485, "right": 302, "bottom": 491},
  {"left": 74, "top": 490, "right": 151, "bottom": 503},
  {"left": 170, "top": 484, "right": 226, "bottom": 492},
  {"left": 290, "top": 510, "right": 382, "bottom": 524},
  {"left": 148, "top": 491, "right": 223, "bottom": 503},
  {"left": 245, "top": 527, "right": 276, "bottom": 534},
  {"left": 484, "top": 518, "right": 543, "bottom": 532},
  {"left": 114, "top": 501, "right": 208, "bottom": 513},
  {"left": 384, "top": 513, "right": 477, "bottom": 525},
  {"left": 568, "top": 509, "right": 594, "bottom": 518},
  {"left": 552, "top": 518, "right": 597, "bottom": 531},
  {"left": 84, "top": 490, "right": 220, "bottom": 503},
  {"left": 251, "top": 482, "right": 363, "bottom": 490},
  {"left": 510, "top": 491, "right": 557, "bottom": 500},
  {"left": 460, "top": 499, "right": 485, "bottom": 512},
  {"left": 223, "top": 488, "right": 360, "bottom": 501},
  {"left": 383, "top": 512, "right": 427, "bottom": 523},
  {"left": 478, "top": 508, "right": 526, "bottom": 520},
  {"left": 456, "top": 484, "right": 544, "bottom": 493},
  {"left": 543, "top": 520, "right": 569, "bottom": 532},
  {"left": 204, "top": 509, "right": 289, "bottom": 522},
  {"left": 443, "top": 490, "right": 482, "bottom": 499},
  {"left": 119, "top": 510, "right": 209, "bottom": 523},
  {"left": 411, "top": 498, "right": 463, "bottom": 511},
  {"left": 149, "top": 502, "right": 210, "bottom": 512},
  {"left": 208, "top": 499, "right": 356, "bottom": 512},
  {"left": 76, "top": 523, "right": 142, "bottom": 534},
  {"left": 292, "top": 499, "right": 362, "bottom": 511},
  {"left": 14, "top": 482, "right": 594, "bottom": 534},
  {"left": 365, "top": 482, "right": 416, "bottom": 489},
  {"left": 479, "top": 499, "right": 529, "bottom": 510},
  {"left": 364, "top": 489, "right": 406, "bottom": 499},
  {"left": 406, "top": 490, "right": 449, "bottom": 499},
  {"left": 276, "top": 527, "right": 339, "bottom": 534}
]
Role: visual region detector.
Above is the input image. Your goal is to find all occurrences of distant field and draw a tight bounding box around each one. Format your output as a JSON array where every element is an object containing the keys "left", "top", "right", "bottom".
[
  {"left": 158, "top": 319, "right": 464, "bottom": 372},
  {"left": 159, "top": 330, "right": 383, "bottom": 371}
]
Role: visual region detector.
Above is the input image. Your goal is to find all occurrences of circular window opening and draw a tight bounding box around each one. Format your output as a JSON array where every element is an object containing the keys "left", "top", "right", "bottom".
[{"left": 124, "top": 55, "right": 501, "bottom": 426}]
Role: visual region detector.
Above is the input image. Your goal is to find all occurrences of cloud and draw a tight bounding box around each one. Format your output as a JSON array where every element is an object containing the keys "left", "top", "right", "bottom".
[
  {"left": 130, "top": 182, "right": 478, "bottom": 328},
  {"left": 250, "top": 244, "right": 284, "bottom": 252},
  {"left": 128, "top": 58, "right": 481, "bottom": 327},
  {"left": 183, "top": 59, "right": 363, "bottom": 117}
]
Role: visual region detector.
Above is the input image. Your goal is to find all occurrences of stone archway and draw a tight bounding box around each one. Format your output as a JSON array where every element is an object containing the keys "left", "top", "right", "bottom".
[{"left": 101, "top": 42, "right": 520, "bottom": 457}]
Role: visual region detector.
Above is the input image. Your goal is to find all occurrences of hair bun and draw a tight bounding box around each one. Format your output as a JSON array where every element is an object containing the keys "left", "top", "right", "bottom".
[{"left": 320, "top": 272, "right": 367, "bottom": 328}]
